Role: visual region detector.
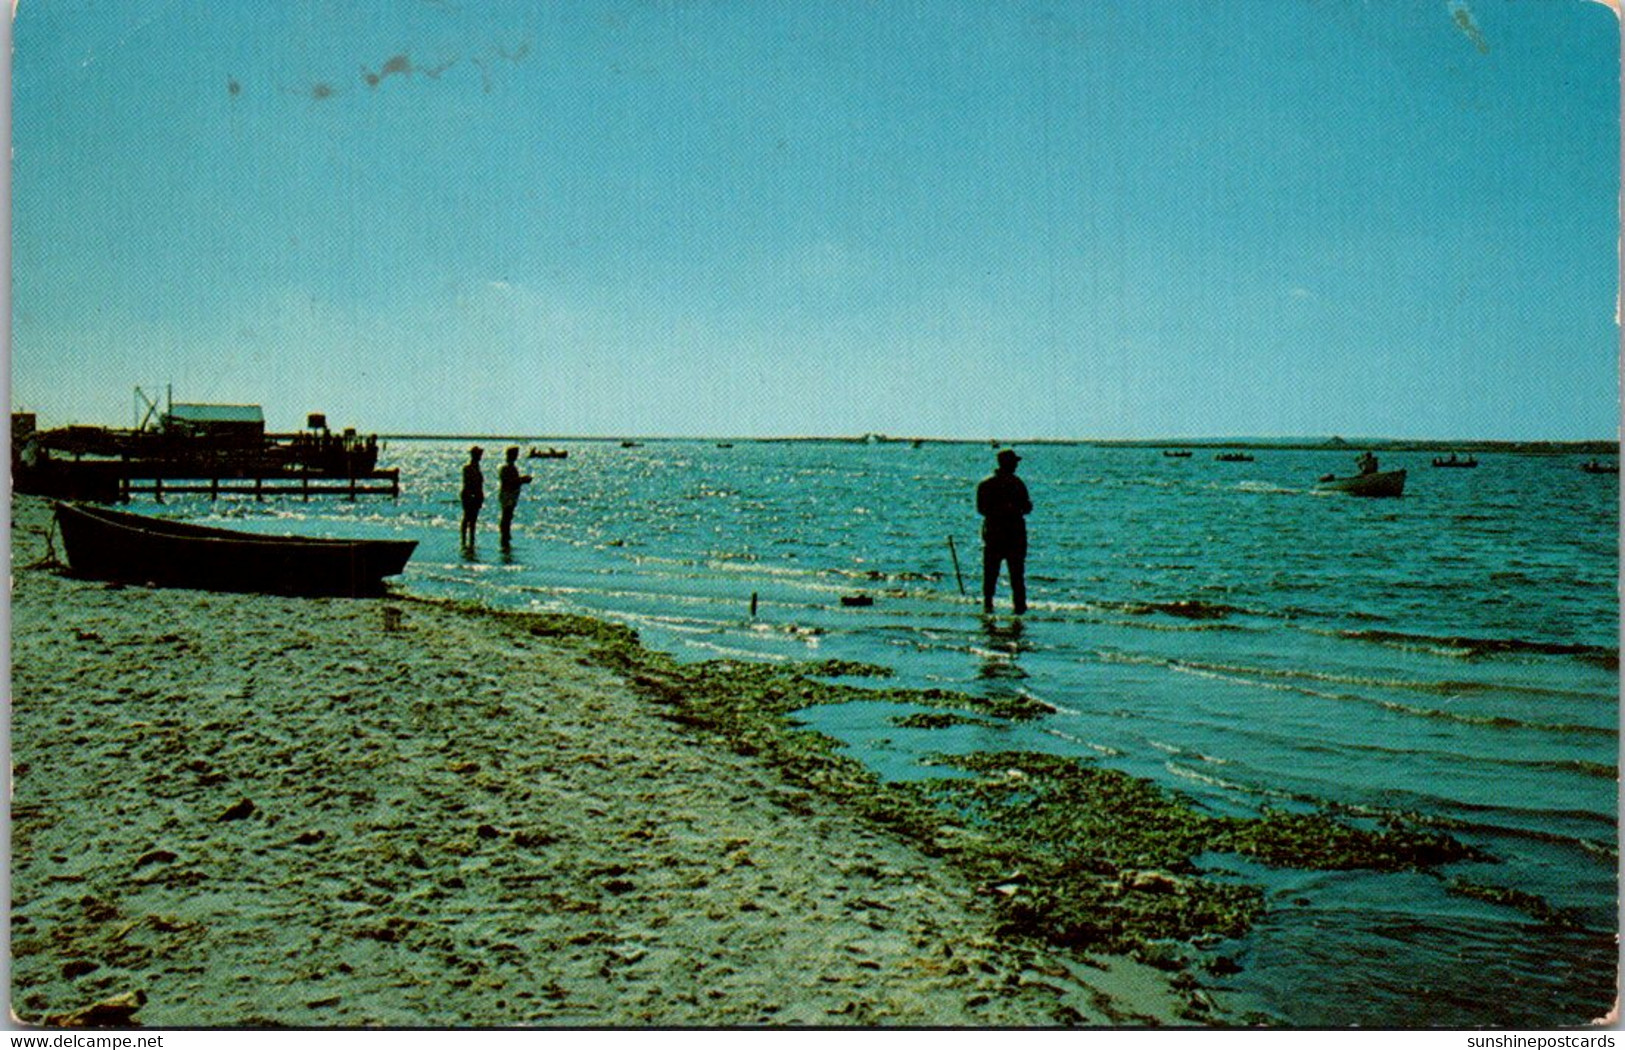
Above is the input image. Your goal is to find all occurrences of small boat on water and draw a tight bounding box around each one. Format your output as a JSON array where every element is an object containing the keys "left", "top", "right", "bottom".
[
  {"left": 1215, "top": 453, "right": 1254, "bottom": 462},
  {"left": 528, "top": 448, "right": 568, "bottom": 459},
  {"left": 1162, "top": 450, "right": 1192, "bottom": 458},
  {"left": 53, "top": 501, "right": 416, "bottom": 597},
  {"left": 621, "top": 440, "right": 643, "bottom": 449},
  {"left": 1432, "top": 454, "right": 1477, "bottom": 468},
  {"left": 1580, "top": 460, "right": 1618, "bottom": 474},
  {"left": 1316, "top": 469, "right": 1407, "bottom": 498}
]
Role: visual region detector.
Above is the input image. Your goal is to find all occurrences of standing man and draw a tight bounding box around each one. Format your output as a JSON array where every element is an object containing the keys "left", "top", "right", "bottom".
[
  {"left": 497, "top": 446, "right": 533, "bottom": 548},
  {"left": 977, "top": 448, "right": 1032, "bottom": 616},
  {"left": 460, "top": 446, "right": 485, "bottom": 549}
]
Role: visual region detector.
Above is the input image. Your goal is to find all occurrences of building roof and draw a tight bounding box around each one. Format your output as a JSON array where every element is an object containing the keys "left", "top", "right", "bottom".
[{"left": 165, "top": 403, "right": 264, "bottom": 425}]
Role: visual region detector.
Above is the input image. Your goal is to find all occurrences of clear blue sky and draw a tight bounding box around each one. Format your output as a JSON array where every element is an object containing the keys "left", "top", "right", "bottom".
[{"left": 10, "top": 1, "right": 1620, "bottom": 439}]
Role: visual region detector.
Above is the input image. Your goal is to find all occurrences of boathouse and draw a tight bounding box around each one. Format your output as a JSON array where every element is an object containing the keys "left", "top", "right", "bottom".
[{"left": 161, "top": 403, "right": 265, "bottom": 448}]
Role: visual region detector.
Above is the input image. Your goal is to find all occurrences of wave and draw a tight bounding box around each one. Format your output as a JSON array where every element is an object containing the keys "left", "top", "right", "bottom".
[
  {"left": 1124, "top": 599, "right": 1250, "bottom": 620},
  {"left": 1100, "top": 651, "right": 1613, "bottom": 704},
  {"left": 1132, "top": 657, "right": 1617, "bottom": 738},
  {"left": 1335, "top": 628, "right": 1617, "bottom": 667},
  {"left": 1039, "top": 725, "right": 1123, "bottom": 756},
  {"left": 1368, "top": 697, "right": 1615, "bottom": 738},
  {"left": 1163, "top": 760, "right": 1302, "bottom": 802},
  {"left": 1279, "top": 604, "right": 1389, "bottom": 623},
  {"left": 1103, "top": 618, "right": 1249, "bottom": 634}
]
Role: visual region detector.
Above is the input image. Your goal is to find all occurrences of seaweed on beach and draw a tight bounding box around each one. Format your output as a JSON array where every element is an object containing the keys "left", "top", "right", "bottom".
[
  {"left": 1212, "top": 808, "right": 1484, "bottom": 870},
  {"left": 921, "top": 752, "right": 1264, "bottom": 955},
  {"left": 1444, "top": 879, "right": 1589, "bottom": 929},
  {"left": 460, "top": 607, "right": 1492, "bottom": 970},
  {"left": 891, "top": 712, "right": 996, "bottom": 730}
]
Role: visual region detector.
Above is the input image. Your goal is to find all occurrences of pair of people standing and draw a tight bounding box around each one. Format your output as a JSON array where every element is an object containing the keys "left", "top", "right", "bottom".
[{"left": 460, "top": 446, "right": 531, "bottom": 549}]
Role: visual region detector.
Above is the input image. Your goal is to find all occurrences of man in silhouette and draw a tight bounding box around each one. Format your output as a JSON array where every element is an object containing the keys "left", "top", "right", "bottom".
[
  {"left": 977, "top": 448, "right": 1032, "bottom": 616},
  {"left": 497, "top": 446, "right": 533, "bottom": 548},
  {"left": 460, "top": 446, "right": 485, "bottom": 548}
]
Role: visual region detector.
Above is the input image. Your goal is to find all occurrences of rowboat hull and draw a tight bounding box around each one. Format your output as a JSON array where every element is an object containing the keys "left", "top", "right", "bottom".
[
  {"left": 1316, "top": 468, "right": 1407, "bottom": 498},
  {"left": 53, "top": 502, "right": 416, "bottom": 597}
]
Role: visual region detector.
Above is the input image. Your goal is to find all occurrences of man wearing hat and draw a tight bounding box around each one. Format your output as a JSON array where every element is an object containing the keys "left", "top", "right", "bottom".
[
  {"left": 977, "top": 448, "right": 1032, "bottom": 615},
  {"left": 460, "top": 446, "right": 485, "bottom": 549}
]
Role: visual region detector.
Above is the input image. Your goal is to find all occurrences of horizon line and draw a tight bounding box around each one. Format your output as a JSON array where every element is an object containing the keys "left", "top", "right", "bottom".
[{"left": 373, "top": 433, "right": 1619, "bottom": 449}]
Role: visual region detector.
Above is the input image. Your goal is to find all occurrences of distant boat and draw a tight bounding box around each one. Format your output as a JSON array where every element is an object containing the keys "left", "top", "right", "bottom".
[
  {"left": 1162, "top": 450, "right": 1192, "bottom": 458},
  {"left": 620, "top": 440, "right": 643, "bottom": 448},
  {"left": 1215, "top": 452, "right": 1254, "bottom": 462},
  {"left": 1432, "top": 455, "right": 1477, "bottom": 468},
  {"left": 53, "top": 501, "right": 416, "bottom": 596},
  {"left": 716, "top": 442, "right": 734, "bottom": 449},
  {"left": 1580, "top": 460, "right": 1619, "bottom": 474},
  {"left": 1316, "top": 469, "right": 1407, "bottom": 498},
  {"left": 528, "top": 447, "right": 568, "bottom": 460}
]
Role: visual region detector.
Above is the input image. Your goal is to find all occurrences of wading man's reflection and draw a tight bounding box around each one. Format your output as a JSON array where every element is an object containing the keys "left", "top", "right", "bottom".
[{"left": 977, "top": 617, "right": 1032, "bottom": 696}]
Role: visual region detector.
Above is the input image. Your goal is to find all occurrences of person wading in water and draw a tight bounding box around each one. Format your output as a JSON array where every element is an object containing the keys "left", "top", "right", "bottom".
[
  {"left": 460, "top": 446, "right": 485, "bottom": 549},
  {"left": 977, "top": 448, "right": 1032, "bottom": 616},
  {"left": 497, "top": 446, "right": 533, "bottom": 549}
]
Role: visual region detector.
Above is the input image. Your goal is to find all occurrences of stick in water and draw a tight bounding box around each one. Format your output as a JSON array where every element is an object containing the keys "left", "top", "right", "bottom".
[
  {"left": 750, "top": 591, "right": 758, "bottom": 619},
  {"left": 947, "top": 536, "right": 966, "bottom": 596}
]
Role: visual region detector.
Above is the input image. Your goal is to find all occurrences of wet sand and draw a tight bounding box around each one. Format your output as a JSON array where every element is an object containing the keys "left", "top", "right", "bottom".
[{"left": 8, "top": 495, "right": 1185, "bottom": 1027}]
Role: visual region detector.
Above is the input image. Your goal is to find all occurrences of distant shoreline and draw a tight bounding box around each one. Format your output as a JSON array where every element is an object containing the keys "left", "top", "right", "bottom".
[{"left": 379, "top": 434, "right": 1619, "bottom": 455}]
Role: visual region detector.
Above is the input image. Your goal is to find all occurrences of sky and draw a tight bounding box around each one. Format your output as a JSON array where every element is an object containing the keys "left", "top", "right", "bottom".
[{"left": 9, "top": 0, "right": 1621, "bottom": 440}]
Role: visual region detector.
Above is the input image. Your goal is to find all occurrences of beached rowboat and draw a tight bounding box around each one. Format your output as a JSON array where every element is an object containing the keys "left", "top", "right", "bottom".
[
  {"left": 53, "top": 501, "right": 416, "bottom": 597},
  {"left": 1315, "top": 469, "right": 1407, "bottom": 498}
]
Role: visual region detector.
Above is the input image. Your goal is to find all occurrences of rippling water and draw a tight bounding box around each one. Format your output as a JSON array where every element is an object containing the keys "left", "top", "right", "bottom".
[{"left": 173, "top": 438, "right": 1617, "bottom": 1026}]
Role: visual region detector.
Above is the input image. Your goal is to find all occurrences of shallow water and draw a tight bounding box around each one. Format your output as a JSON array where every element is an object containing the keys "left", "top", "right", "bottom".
[{"left": 160, "top": 439, "right": 1617, "bottom": 1026}]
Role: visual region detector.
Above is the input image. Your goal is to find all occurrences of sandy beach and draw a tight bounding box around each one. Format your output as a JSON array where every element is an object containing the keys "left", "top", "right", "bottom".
[{"left": 8, "top": 494, "right": 1191, "bottom": 1028}]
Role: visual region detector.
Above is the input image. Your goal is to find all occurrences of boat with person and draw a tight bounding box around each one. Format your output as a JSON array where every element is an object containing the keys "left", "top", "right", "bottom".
[
  {"left": 528, "top": 448, "right": 569, "bottom": 460},
  {"left": 1432, "top": 454, "right": 1478, "bottom": 468},
  {"left": 1316, "top": 468, "right": 1407, "bottom": 497},
  {"left": 1580, "top": 459, "right": 1618, "bottom": 474},
  {"left": 52, "top": 501, "right": 417, "bottom": 597},
  {"left": 1214, "top": 452, "right": 1254, "bottom": 462}
]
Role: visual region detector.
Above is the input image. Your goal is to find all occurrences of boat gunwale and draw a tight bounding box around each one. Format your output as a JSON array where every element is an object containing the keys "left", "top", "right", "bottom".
[{"left": 55, "top": 501, "right": 416, "bottom": 552}]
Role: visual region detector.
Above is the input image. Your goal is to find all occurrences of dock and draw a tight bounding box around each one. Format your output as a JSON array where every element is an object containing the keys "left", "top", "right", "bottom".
[
  {"left": 14, "top": 399, "right": 404, "bottom": 504},
  {"left": 119, "top": 468, "right": 401, "bottom": 503}
]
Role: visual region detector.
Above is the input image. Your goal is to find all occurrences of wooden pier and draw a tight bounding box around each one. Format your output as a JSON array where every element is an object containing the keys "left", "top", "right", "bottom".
[
  {"left": 17, "top": 403, "right": 405, "bottom": 504},
  {"left": 118, "top": 468, "right": 401, "bottom": 503}
]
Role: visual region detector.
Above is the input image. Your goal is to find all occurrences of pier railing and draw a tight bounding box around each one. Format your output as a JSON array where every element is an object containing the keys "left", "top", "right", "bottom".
[{"left": 118, "top": 467, "right": 401, "bottom": 502}]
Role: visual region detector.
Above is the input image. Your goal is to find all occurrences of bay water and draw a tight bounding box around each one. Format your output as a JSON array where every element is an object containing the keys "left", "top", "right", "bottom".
[{"left": 159, "top": 438, "right": 1618, "bottom": 1026}]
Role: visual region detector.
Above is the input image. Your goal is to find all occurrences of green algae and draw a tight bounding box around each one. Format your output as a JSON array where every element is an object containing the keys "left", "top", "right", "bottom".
[
  {"left": 439, "top": 603, "right": 1504, "bottom": 973},
  {"left": 1213, "top": 809, "right": 1484, "bottom": 870},
  {"left": 892, "top": 712, "right": 997, "bottom": 730},
  {"left": 1445, "top": 879, "right": 1588, "bottom": 929}
]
